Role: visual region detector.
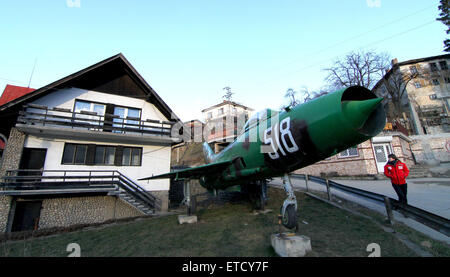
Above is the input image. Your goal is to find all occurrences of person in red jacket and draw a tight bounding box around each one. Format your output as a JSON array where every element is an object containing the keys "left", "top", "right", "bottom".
[{"left": 384, "top": 154, "right": 410, "bottom": 204}]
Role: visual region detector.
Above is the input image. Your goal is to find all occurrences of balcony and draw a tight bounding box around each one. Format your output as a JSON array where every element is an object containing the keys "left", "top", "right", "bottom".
[
  {"left": 382, "top": 121, "right": 410, "bottom": 137},
  {"left": 16, "top": 104, "right": 181, "bottom": 145}
]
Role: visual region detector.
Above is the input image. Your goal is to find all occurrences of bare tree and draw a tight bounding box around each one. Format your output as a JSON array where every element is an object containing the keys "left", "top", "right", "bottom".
[
  {"left": 284, "top": 88, "right": 299, "bottom": 108},
  {"left": 437, "top": 0, "right": 450, "bottom": 52},
  {"left": 223, "top": 87, "right": 234, "bottom": 101},
  {"left": 381, "top": 67, "right": 418, "bottom": 119},
  {"left": 303, "top": 87, "right": 330, "bottom": 103},
  {"left": 324, "top": 50, "right": 391, "bottom": 90}
]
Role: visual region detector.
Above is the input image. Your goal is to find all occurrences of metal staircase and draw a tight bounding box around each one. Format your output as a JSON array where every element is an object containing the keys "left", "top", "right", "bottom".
[
  {"left": 1, "top": 169, "right": 162, "bottom": 215},
  {"left": 110, "top": 172, "right": 162, "bottom": 215}
]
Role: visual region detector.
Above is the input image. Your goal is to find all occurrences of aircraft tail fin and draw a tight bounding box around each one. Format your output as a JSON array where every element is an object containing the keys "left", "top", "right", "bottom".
[{"left": 203, "top": 142, "right": 216, "bottom": 164}]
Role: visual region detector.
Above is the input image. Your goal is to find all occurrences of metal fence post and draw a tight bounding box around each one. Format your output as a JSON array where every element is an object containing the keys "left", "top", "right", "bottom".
[
  {"left": 384, "top": 196, "right": 394, "bottom": 225},
  {"left": 305, "top": 174, "right": 309, "bottom": 192},
  {"left": 326, "top": 179, "right": 332, "bottom": 201}
]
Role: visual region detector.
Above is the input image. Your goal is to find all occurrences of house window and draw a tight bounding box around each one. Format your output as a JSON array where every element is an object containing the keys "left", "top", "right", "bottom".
[
  {"left": 432, "top": 79, "right": 440, "bottom": 86},
  {"left": 410, "top": 66, "right": 418, "bottom": 75},
  {"left": 62, "top": 144, "right": 87, "bottom": 164},
  {"left": 74, "top": 100, "right": 105, "bottom": 117},
  {"left": 122, "top": 147, "right": 142, "bottom": 166},
  {"left": 414, "top": 82, "right": 422, "bottom": 89},
  {"left": 113, "top": 106, "right": 141, "bottom": 131},
  {"left": 429, "top": 63, "right": 438, "bottom": 72},
  {"left": 94, "top": 146, "right": 115, "bottom": 165},
  {"left": 439, "top": 61, "right": 448, "bottom": 70},
  {"left": 62, "top": 143, "right": 141, "bottom": 166},
  {"left": 338, "top": 147, "right": 358, "bottom": 158},
  {"left": 218, "top": 108, "right": 224, "bottom": 115},
  {"left": 207, "top": 112, "right": 212, "bottom": 119}
]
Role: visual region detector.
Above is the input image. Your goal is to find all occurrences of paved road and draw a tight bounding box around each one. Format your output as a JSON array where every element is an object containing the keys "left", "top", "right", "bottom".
[
  {"left": 272, "top": 177, "right": 450, "bottom": 219},
  {"left": 269, "top": 176, "right": 450, "bottom": 243}
]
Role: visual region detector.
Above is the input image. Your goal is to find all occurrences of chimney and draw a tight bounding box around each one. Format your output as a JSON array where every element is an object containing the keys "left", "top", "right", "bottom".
[{"left": 391, "top": 58, "right": 398, "bottom": 67}]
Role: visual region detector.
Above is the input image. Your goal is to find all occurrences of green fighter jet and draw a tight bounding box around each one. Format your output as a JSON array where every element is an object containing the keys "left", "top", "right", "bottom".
[{"left": 140, "top": 86, "right": 386, "bottom": 229}]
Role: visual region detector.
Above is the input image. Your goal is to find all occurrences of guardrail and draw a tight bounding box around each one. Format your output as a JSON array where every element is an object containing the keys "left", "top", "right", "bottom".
[{"left": 290, "top": 174, "right": 450, "bottom": 237}]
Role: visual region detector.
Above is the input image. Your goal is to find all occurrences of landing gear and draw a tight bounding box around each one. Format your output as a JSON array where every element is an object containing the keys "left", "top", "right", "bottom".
[
  {"left": 182, "top": 180, "right": 196, "bottom": 215},
  {"left": 281, "top": 174, "right": 298, "bottom": 229}
]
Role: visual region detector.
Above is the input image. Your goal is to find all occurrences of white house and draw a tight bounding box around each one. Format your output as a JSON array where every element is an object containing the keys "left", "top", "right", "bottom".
[{"left": 0, "top": 54, "right": 181, "bottom": 233}]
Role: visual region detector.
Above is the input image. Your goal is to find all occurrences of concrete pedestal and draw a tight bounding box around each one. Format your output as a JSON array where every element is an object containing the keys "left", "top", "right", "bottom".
[
  {"left": 271, "top": 233, "right": 312, "bottom": 257},
  {"left": 178, "top": 215, "right": 197, "bottom": 224}
]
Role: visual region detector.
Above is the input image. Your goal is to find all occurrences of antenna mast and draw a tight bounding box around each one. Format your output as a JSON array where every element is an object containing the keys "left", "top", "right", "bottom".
[{"left": 27, "top": 58, "right": 37, "bottom": 88}]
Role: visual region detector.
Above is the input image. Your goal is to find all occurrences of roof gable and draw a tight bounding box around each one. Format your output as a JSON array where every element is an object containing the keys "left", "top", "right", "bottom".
[
  {"left": 0, "top": 54, "right": 179, "bottom": 122},
  {"left": 201, "top": 100, "right": 254, "bottom": 113}
]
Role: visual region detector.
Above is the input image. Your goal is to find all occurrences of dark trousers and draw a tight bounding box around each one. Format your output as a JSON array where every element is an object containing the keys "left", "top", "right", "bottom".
[{"left": 392, "top": 183, "right": 408, "bottom": 204}]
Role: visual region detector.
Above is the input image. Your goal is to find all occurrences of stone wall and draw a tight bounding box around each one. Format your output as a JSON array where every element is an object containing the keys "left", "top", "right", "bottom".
[
  {"left": 410, "top": 134, "right": 450, "bottom": 164},
  {"left": 0, "top": 128, "right": 25, "bottom": 177},
  {"left": 37, "top": 196, "right": 143, "bottom": 230},
  {"left": 391, "top": 135, "right": 415, "bottom": 168},
  {"left": 294, "top": 134, "right": 415, "bottom": 177},
  {"left": 0, "top": 195, "right": 12, "bottom": 233},
  {"left": 189, "top": 179, "right": 208, "bottom": 196},
  {"left": 295, "top": 140, "right": 377, "bottom": 176},
  {"left": 149, "top": 190, "right": 169, "bottom": 212}
]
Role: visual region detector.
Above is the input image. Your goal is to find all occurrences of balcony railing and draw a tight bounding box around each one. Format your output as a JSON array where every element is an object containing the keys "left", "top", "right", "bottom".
[{"left": 18, "top": 104, "right": 176, "bottom": 138}]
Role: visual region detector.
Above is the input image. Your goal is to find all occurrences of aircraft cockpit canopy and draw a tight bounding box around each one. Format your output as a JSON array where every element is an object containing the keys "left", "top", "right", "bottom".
[{"left": 243, "top": 108, "right": 279, "bottom": 132}]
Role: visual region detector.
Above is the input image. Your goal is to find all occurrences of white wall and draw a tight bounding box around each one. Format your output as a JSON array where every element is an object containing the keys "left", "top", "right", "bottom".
[
  {"left": 203, "top": 103, "right": 252, "bottom": 122},
  {"left": 31, "top": 87, "right": 169, "bottom": 122},
  {"left": 24, "top": 136, "right": 171, "bottom": 191},
  {"left": 24, "top": 87, "right": 173, "bottom": 191}
]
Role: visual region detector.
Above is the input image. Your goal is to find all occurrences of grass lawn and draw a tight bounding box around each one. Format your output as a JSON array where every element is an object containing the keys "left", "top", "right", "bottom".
[{"left": 0, "top": 188, "right": 434, "bottom": 257}]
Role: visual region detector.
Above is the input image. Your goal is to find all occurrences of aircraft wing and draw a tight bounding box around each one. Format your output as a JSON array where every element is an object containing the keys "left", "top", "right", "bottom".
[{"left": 138, "top": 160, "right": 234, "bottom": 181}]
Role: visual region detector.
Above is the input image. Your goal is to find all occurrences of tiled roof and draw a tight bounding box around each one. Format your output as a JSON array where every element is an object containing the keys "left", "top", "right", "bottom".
[{"left": 0, "top": 84, "right": 35, "bottom": 107}]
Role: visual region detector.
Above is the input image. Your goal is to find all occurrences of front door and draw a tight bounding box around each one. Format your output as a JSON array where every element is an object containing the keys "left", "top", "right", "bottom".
[
  {"left": 11, "top": 200, "right": 42, "bottom": 232},
  {"left": 373, "top": 143, "right": 392, "bottom": 173}
]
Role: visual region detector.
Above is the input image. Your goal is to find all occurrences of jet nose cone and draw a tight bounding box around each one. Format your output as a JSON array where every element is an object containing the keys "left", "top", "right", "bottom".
[{"left": 342, "top": 98, "right": 383, "bottom": 129}]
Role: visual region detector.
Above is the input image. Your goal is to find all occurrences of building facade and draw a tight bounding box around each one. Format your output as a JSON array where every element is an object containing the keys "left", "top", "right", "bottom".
[
  {"left": 202, "top": 100, "right": 253, "bottom": 153},
  {"left": 0, "top": 54, "right": 181, "bottom": 233},
  {"left": 373, "top": 54, "right": 450, "bottom": 136},
  {"left": 294, "top": 132, "right": 414, "bottom": 177}
]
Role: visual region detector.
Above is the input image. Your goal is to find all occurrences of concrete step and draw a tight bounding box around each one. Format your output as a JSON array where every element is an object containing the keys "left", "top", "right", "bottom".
[{"left": 117, "top": 192, "right": 156, "bottom": 215}]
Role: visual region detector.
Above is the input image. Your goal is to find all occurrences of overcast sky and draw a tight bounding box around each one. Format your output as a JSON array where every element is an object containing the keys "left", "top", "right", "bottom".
[{"left": 0, "top": 0, "right": 446, "bottom": 121}]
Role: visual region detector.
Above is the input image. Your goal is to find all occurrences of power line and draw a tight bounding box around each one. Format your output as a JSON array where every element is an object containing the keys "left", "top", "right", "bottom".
[
  {"left": 275, "top": 4, "right": 436, "bottom": 71},
  {"left": 256, "top": 19, "right": 437, "bottom": 88},
  {"left": 0, "top": 77, "right": 27, "bottom": 84}
]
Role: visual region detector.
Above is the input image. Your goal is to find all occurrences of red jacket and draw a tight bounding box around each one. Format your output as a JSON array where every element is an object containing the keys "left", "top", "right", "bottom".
[{"left": 384, "top": 161, "right": 409, "bottom": 185}]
